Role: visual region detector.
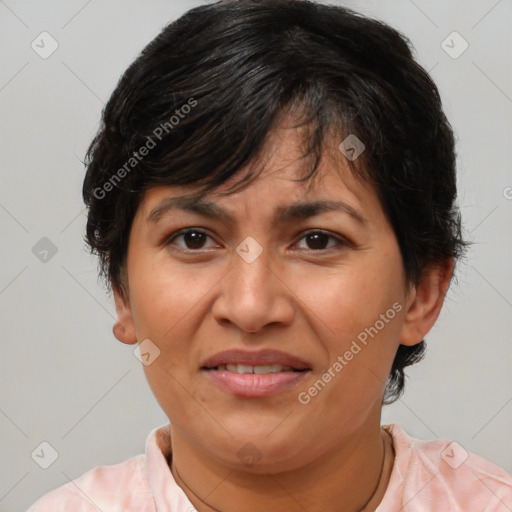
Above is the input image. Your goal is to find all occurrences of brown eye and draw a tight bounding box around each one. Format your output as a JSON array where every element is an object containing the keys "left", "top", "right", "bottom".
[
  {"left": 167, "top": 228, "right": 215, "bottom": 250},
  {"left": 295, "top": 230, "right": 347, "bottom": 251},
  {"left": 305, "top": 232, "right": 330, "bottom": 250}
]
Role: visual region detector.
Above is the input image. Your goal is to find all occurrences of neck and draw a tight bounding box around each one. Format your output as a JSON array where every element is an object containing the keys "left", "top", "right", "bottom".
[{"left": 169, "top": 415, "right": 394, "bottom": 512}]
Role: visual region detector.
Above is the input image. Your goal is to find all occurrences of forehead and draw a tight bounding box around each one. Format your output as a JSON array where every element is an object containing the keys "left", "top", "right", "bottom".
[
  {"left": 138, "top": 165, "right": 376, "bottom": 230},
  {"left": 137, "top": 121, "right": 379, "bottom": 221}
]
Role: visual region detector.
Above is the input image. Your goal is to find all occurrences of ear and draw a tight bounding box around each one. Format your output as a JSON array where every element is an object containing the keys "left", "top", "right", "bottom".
[
  {"left": 399, "top": 258, "right": 454, "bottom": 346},
  {"left": 112, "top": 284, "right": 138, "bottom": 345}
]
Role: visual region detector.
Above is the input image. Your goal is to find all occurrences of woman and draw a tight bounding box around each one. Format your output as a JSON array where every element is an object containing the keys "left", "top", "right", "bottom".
[{"left": 28, "top": 1, "right": 512, "bottom": 510}]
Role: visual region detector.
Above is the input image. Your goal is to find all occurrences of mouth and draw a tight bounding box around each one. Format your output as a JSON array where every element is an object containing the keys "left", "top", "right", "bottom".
[
  {"left": 201, "top": 349, "right": 311, "bottom": 397},
  {"left": 207, "top": 364, "right": 307, "bottom": 374}
]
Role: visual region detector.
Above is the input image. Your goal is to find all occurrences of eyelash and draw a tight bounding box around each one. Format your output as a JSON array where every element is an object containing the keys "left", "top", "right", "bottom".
[{"left": 164, "top": 227, "right": 350, "bottom": 253}]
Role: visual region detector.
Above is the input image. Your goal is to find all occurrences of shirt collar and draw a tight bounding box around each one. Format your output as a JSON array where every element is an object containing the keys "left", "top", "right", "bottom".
[{"left": 145, "top": 423, "right": 195, "bottom": 512}]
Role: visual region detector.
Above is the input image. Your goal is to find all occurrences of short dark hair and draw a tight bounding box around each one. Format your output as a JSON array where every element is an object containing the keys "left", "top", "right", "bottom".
[{"left": 82, "top": 0, "right": 466, "bottom": 403}]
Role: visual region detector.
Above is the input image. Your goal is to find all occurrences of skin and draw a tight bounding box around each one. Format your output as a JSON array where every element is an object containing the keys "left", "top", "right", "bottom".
[{"left": 112, "top": 122, "right": 453, "bottom": 511}]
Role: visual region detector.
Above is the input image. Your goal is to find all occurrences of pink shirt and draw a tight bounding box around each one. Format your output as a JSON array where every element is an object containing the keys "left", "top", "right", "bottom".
[{"left": 27, "top": 424, "right": 512, "bottom": 511}]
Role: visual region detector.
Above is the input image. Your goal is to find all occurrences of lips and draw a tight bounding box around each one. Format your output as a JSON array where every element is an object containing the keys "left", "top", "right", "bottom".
[
  {"left": 215, "top": 363, "right": 296, "bottom": 374},
  {"left": 201, "top": 349, "right": 311, "bottom": 398},
  {"left": 201, "top": 349, "right": 311, "bottom": 372}
]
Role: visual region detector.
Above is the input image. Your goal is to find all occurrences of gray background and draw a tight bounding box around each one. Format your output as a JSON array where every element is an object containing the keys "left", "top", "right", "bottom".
[{"left": 0, "top": 1, "right": 511, "bottom": 510}]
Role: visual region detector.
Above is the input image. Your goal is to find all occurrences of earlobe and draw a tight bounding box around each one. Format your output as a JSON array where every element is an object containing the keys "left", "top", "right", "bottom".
[
  {"left": 112, "top": 284, "right": 138, "bottom": 345},
  {"left": 399, "top": 259, "right": 454, "bottom": 347}
]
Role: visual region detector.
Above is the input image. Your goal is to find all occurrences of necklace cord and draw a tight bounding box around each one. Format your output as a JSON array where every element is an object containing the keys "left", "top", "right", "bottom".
[{"left": 170, "top": 430, "right": 388, "bottom": 512}]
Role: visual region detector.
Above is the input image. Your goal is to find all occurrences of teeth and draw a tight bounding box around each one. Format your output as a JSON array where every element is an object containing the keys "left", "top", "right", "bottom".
[
  {"left": 219, "top": 364, "right": 294, "bottom": 374},
  {"left": 254, "top": 365, "right": 274, "bottom": 374},
  {"left": 229, "top": 364, "right": 253, "bottom": 374}
]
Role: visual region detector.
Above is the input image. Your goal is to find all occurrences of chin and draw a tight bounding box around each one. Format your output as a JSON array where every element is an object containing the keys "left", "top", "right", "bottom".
[{"left": 209, "top": 426, "right": 312, "bottom": 472}]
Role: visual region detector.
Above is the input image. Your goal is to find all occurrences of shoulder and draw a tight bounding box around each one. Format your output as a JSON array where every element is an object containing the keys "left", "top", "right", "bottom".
[
  {"left": 380, "top": 424, "right": 512, "bottom": 511},
  {"left": 26, "top": 454, "right": 153, "bottom": 512}
]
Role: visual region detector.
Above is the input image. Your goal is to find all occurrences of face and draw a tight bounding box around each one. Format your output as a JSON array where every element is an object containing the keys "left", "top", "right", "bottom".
[{"left": 113, "top": 124, "right": 433, "bottom": 473}]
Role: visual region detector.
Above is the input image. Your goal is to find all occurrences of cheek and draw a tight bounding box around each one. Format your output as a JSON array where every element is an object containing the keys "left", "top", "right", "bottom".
[
  {"left": 129, "top": 267, "right": 203, "bottom": 421},
  {"left": 127, "top": 252, "right": 209, "bottom": 340},
  {"left": 298, "top": 250, "right": 406, "bottom": 403},
  {"left": 126, "top": 255, "right": 220, "bottom": 387},
  {"left": 304, "top": 259, "right": 405, "bottom": 341}
]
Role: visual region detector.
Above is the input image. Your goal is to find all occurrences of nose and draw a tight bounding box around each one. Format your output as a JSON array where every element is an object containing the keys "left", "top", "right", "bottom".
[{"left": 211, "top": 245, "right": 295, "bottom": 334}]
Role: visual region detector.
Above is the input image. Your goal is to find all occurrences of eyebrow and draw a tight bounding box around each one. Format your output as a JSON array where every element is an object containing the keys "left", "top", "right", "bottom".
[{"left": 147, "top": 195, "right": 366, "bottom": 226}]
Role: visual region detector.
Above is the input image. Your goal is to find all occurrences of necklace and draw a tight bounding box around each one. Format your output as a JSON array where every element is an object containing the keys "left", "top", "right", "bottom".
[
  {"left": 171, "top": 430, "right": 388, "bottom": 512},
  {"left": 355, "top": 431, "right": 388, "bottom": 512}
]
